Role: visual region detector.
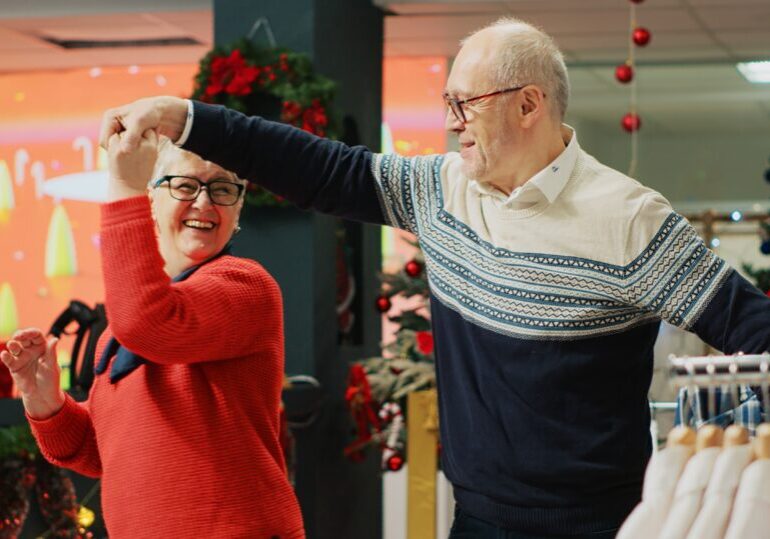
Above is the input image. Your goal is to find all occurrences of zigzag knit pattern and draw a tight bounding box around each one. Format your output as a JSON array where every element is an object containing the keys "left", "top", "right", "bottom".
[{"left": 371, "top": 153, "right": 730, "bottom": 340}]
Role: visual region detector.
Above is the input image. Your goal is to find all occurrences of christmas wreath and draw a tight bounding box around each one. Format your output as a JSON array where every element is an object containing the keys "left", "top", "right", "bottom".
[{"left": 191, "top": 38, "right": 339, "bottom": 207}]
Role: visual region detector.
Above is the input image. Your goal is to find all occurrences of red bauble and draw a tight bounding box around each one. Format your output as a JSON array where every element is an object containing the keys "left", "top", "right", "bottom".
[
  {"left": 621, "top": 113, "right": 642, "bottom": 133},
  {"left": 375, "top": 295, "right": 392, "bottom": 313},
  {"left": 405, "top": 260, "right": 423, "bottom": 277},
  {"left": 415, "top": 331, "right": 435, "bottom": 356},
  {"left": 386, "top": 453, "right": 405, "bottom": 472},
  {"left": 615, "top": 64, "right": 634, "bottom": 84},
  {"left": 632, "top": 27, "right": 651, "bottom": 47}
]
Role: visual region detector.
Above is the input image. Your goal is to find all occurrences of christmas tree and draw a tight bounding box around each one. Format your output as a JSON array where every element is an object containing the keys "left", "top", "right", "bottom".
[{"left": 344, "top": 243, "right": 436, "bottom": 472}]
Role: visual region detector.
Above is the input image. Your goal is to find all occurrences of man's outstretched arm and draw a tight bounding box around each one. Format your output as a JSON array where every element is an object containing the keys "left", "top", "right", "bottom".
[{"left": 101, "top": 97, "right": 387, "bottom": 224}]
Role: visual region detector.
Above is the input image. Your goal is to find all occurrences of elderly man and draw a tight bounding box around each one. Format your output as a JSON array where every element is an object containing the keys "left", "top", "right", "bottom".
[{"left": 102, "top": 17, "right": 770, "bottom": 539}]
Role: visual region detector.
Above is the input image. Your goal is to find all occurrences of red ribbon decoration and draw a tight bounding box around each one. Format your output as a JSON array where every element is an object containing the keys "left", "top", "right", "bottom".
[{"left": 343, "top": 364, "right": 381, "bottom": 459}]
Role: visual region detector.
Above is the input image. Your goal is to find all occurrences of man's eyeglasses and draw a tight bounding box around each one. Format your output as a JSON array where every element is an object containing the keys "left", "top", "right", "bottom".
[
  {"left": 443, "top": 84, "right": 534, "bottom": 124},
  {"left": 153, "top": 175, "right": 244, "bottom": 207}
]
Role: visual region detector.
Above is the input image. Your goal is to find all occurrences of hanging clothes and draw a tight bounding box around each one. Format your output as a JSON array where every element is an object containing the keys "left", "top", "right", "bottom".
[
  {"left": 658, "top": 445, "right": 720, "bottom": 539},
  {"left": 616, "top": 443, "right": 693, "bottom": 539},
  {"left": 723, "top": 458, "right": 770, "bottom": 539},
  {"left": 686, "top": 442, "right": 753, "bottom": 539}
]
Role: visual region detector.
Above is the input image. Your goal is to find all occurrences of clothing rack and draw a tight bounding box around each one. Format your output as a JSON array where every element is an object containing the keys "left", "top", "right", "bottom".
[
  {"left": 669, "top": 354, "right": 770, "bottom": 427},
  {"left": 649, "top": 401, "right": 677, "bottom": 412}
]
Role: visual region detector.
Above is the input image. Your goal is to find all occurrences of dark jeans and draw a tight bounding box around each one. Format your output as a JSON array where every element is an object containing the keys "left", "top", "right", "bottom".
[{"left": 448, "top": 507, "right": 618, "bottom": 539}]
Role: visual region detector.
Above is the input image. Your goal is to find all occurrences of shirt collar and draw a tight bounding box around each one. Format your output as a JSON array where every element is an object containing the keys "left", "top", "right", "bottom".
[{"left": 471, "top": 124, "right": 579, "bottom": 207}]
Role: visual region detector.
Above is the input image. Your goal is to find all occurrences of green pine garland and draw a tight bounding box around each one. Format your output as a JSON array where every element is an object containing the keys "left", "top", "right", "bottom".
[{"left": 191, "top": 38, "right": 340, "bottom": 208}]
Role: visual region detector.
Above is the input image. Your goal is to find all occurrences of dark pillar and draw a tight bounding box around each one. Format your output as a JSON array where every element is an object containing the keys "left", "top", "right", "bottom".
[{"left": 212, "top": 2, "right": 384, "bottom": 538}]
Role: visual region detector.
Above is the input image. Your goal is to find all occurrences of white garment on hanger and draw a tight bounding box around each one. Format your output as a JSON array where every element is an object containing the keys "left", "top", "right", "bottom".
[
  {"left": 658, "top": 446, "right": 720, "bottom": 539},
  {"left": 686, "top": 444, "right": 753, "bottom": 539},
  {"left": 724, "top": 459, "right": 770, "bottom": 539},
  {"left": 616, "top": 445, "right": 692, "bottom": 539}
]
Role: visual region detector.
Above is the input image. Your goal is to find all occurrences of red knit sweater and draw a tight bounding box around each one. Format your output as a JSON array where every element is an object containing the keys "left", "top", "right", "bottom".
[{"left": 30, "top": 197, "right": 305, "bottom": 539}]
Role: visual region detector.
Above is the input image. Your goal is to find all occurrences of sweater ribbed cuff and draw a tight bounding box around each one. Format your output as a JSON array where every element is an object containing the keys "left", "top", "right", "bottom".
[{"left": 28, "top": 394, "right": 91, "bottom": 456}]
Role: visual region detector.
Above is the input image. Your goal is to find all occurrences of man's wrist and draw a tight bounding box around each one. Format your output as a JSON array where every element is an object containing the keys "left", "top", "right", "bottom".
[{"left": 173, "top": 99, "right": 194, "bottom": 147}]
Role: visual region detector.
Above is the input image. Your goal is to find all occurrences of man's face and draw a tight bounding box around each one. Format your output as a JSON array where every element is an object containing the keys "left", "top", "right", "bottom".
[{"left": 444, "top": 34, "right": 520, "bottom": 185}]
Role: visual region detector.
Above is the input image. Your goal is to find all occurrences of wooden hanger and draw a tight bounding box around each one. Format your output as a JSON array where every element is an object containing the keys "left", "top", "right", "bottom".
[
  {"left": 754, "top": 423, "right": 770, "bottom": 460},
  {"left": 667, "top": 425, "right": 696, "bottom": 447},
  {"left": 695, "top": 424, "right": 724, "bottom": 451},
  {"left": 723, "top": 424, "right": 750, "bottom": 447}
]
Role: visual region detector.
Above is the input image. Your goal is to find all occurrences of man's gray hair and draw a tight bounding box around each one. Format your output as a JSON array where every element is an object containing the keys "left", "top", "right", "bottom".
[{"left": 463, "top": 17, "right": 570, "bottom": 120}]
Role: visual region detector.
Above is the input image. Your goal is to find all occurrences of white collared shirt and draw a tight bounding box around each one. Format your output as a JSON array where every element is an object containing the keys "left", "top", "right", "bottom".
[{"left": 470, "top": 124, "right": 579, "bottom": 210}]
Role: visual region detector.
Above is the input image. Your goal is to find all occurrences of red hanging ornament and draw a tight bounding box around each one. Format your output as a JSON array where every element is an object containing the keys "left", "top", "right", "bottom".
[
  {"left": 386, "top": 453, "right": 405, "bottom": 472},
  {"left": 415, "top": 331, "right": 435, "bottom": 356},
  {"left": 629, "top": 0, "right": 645, "bottom": 3},
  {"left": 405, "top": 260, "right": 423, "bottom": 277},
  {"left": 615, "top": 64, "right": 634, "bottom": 84},
  {"left": 632, "top": 27, "right": 651, "bottom": 47},
  {"left": 375, "top": 295, "right": 391, "bottom": 313},
  {"left": 621, "top": 113, "right": 642, "bottom": 133}
]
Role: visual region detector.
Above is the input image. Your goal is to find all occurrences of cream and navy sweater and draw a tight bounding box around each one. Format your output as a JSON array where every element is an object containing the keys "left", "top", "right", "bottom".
[{"left": 183, "top": 101, "right": 770, "bottom": 535}]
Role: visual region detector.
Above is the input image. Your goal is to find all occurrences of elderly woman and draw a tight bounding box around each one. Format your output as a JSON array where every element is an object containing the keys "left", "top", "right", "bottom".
[{"left": 0, "top": 130, "right": 304, "bottom": 538}]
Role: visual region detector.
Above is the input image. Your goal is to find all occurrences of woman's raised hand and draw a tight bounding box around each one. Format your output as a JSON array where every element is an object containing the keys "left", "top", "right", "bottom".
[{"left": 0, "top": 328, "right": 65, "bottom": 420}]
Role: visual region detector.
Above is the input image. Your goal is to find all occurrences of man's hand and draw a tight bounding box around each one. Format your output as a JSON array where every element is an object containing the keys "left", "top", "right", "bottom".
[
  {"left": 99, "top": 96, "right": 188, "bottom": 152},
  {"left": 106, "top": 128, "right": 159, "bottom": 199},
  {"left": 0, "top": 328, "right": 65, "bottom": 420}
]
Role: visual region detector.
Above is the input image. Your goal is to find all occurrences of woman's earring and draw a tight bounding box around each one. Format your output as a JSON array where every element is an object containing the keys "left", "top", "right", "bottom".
[{"left": 235, "top": 225, "right": 242, "bottom": 234}]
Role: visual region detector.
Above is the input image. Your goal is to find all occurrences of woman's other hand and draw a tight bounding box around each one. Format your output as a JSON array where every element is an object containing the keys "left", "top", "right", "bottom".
[{"left": 0, "top": 328, "right": 65, "bottom": 420}]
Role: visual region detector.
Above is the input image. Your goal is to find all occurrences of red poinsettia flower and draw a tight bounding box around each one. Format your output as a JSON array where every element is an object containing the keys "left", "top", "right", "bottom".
[
  {"left": 205, "top": 49, "right": 261, "bottom": 98},
  {"left": 281, "top": 100, "right": 302, "bottom": 122},
  {"left": 416, "top": 331, "right": 434, "bottom": 355}
]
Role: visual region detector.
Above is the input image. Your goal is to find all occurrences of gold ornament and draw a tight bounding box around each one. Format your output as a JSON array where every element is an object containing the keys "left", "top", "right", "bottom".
[{"left": 77, "top": 505, "right": 95, "bottom": 528}]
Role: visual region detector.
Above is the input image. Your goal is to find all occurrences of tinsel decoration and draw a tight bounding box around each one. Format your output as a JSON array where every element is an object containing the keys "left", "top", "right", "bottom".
[
  {"left": 36, "top": 458, "right": 92, "bottom": 538},
  {"left": 0, "top": 454, "right": 34, "bottom": 538},
  {"left": 0, "top": 425, "right": 93, "bottom": 538},
  {"left": 380, "top": 402, "right": 405, "bottom": 472}
]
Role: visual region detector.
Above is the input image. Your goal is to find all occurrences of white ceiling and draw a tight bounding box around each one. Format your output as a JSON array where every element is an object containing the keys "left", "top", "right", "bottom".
[{"left": 0, "top": 0, "right": 769, "bottom": 133}]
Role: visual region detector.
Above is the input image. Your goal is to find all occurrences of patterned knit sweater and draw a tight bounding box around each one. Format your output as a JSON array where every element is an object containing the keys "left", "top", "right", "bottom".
[
  {"left": 30, "top": 197, "right": 304, "bottom": 539},
  {"left": 183, "top": 101, "right": 770, "bottom": 535}
]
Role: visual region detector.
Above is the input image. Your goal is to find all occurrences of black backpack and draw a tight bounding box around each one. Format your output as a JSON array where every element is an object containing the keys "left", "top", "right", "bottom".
[{"left": 48, "top": 300, "right": 107, "bottom": 401}]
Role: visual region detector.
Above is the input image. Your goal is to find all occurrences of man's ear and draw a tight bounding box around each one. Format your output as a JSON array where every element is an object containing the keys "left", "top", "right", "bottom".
[{"left": 519, "top": 86, "right": 546, "bottom": 128}]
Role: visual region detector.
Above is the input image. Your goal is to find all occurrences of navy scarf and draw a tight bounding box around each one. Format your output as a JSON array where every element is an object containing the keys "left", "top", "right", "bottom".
[{"left": 94, "top": 244, "right": 232, "bottom": 384}]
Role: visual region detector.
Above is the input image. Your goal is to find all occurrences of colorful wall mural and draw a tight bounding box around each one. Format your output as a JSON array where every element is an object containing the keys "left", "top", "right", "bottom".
[{"left": 0, "top": 64, "right": 197, "bottom": 385}]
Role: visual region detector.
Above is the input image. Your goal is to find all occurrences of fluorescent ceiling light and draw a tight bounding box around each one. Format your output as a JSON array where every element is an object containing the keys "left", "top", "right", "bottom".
[{"left": 737, "top": 61, "right": 770, "bottom": 83}]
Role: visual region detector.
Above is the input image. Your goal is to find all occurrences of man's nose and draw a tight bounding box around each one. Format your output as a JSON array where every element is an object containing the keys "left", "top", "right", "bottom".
[{"left": 445, "top": 108, "right": 463, "bottom": 132}]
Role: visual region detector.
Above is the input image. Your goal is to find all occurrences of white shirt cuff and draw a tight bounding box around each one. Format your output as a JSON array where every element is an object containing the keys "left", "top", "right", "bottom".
[{"left": 174, "top": 99, "right": 194, "bottom": 147}]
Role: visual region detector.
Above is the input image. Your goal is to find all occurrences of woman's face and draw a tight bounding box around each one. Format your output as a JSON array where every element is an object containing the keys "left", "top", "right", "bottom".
[{"left": 150, "top": 152, "right": 243, "bottom": 274}]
